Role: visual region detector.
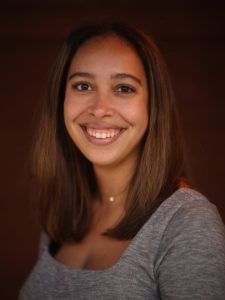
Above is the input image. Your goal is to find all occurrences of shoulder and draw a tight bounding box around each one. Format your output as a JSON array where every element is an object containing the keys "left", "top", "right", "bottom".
[
  {"left": 38, "top": 231, "right": 50, "bottom": 256},
  {"left": 152, "top": 190, "right": 225, "bottom": 299},
  {"left": 160, "top": 187, "right": 215, "bottom": 212},
  {"left": 167, "top": 187, "right": 224, "bottom": 230},
  {"left": 138, "top": 187, "right": 225, "bottom": 250},
  {"left": 153, "top": 188, "right": 225, "bottom": 275},
  {"left": 153, "top": 187, "right": 223, "bottom": 228},
  {"left": 136, "top": 187, "right": 225, "bottom": 263},
  {"left": 153, "top": 187, "right": 225, "bottom": 244}
]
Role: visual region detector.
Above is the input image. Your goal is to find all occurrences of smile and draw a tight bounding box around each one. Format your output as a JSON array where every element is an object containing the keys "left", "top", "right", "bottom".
[
  {"left": 86, "top": 128, "right": 120, "bottom": 139},
  {"left": 81, "top": 125, "right": 125, "bottom": 145}
]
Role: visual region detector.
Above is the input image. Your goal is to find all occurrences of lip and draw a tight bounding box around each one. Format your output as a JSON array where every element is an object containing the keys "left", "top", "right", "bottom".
[
  {"left": 81, "top": 125, "right": 125, "bottom": 145},
  {"left": 81, "top": 123, "right": 123, "bottom": 130}
]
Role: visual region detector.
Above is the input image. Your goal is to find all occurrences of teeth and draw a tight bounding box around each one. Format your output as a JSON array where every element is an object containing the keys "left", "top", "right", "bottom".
[{"left": 86, "top": 128, "right": 120, "bottom": 139}]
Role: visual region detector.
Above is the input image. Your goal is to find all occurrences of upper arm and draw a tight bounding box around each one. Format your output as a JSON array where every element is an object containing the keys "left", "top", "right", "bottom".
[{"left": 155, "top": 199, "right": 225, "bottom": 300}]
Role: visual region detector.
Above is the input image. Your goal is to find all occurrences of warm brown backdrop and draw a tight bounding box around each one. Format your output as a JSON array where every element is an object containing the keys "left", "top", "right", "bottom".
[{"left": 1, "top": 1, "right": 225, "bottom": 299}]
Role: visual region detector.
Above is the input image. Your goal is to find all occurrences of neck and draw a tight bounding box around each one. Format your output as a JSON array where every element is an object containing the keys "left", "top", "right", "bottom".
[{"left": 93, "top": 159, "right": 137, "bottom": 206}]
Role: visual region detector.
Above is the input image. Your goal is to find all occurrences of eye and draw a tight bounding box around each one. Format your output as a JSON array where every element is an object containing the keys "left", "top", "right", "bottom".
[
  {"left": 116, "top": 85, "right": 135, "bottom": 94},
  {"left": 72, "top": 82, "right": 92, "bottom": 91}
]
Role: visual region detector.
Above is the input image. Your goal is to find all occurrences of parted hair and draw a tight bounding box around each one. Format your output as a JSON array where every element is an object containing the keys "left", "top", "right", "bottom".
[{"left": 32, "top": 22, "right": 187, "bottom": 243}]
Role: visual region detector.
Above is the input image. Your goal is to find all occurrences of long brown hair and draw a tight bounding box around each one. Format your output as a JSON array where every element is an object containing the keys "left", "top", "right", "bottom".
[{"left": 32, "top": 22, "right": 187, "bottom": 242}]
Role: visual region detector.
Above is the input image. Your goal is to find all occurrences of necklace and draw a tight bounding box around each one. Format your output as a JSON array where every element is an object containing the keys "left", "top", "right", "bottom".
[
  {"left": 108, "top": 196, "right": 115, "bottom": 202},
  {"left": 102, "top": 187, "right": 128, "bottom": 203}
]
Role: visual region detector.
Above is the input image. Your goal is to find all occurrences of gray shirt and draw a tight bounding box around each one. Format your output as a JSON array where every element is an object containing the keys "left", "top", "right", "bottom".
[{"left": 19, "top": 188, "right": 225, "bottom": 299}]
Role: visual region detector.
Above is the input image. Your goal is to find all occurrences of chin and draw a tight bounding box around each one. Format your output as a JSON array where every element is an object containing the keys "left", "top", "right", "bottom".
[{"left": 85, "top": 156, "right": 120, "bottom": 168}]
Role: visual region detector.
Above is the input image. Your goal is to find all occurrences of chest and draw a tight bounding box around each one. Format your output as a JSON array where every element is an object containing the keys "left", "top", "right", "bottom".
[
  {"left": 54, "top": 232, "right": 131, "bottom": 270},
  {"left": 22, "top": 249, "right": 157, "bottom": 300}
]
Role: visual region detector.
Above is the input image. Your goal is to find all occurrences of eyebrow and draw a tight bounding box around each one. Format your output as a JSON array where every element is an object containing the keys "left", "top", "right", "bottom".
[
  {"left": 68, "top": 72, "right": 94, "bottom": 81},
  {"left": 110, "top": 73, "right": 142, "bottom": 86},
  {"left": 68, "top": 72, "right": 142, "bottom": 86}
]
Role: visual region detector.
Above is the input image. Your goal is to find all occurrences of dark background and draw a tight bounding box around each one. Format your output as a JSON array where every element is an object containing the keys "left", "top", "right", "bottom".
[{"left": 1, "top": 1, "right": 225, "bottom": 299}]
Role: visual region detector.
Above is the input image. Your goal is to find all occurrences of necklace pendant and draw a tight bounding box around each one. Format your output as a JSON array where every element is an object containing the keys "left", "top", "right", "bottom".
[{"left": 109, "top": 196, "right": 114, "bottom": 202}]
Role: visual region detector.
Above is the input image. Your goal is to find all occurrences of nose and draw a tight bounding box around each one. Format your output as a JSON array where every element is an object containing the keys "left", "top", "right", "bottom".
[{"left": 87, "top": 93, "right": 114, "bottom": 118}]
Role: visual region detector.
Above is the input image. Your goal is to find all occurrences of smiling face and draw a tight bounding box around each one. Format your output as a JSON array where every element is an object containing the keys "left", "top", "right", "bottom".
[{"left": 64, "top": 35, "right": 149, "bottom": 170}]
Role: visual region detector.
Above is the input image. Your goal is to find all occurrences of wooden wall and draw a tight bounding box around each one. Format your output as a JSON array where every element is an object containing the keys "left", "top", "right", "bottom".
[{"left": 0, "top": 1, "right": 225, "bottom": 299}]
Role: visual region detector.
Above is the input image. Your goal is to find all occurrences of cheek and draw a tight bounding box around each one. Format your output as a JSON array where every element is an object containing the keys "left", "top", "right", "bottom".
[
  {"left": 63, "top": 96, "right": 83, "bottom": 123},
  {"left": 64, "top": 99, "right": 74, "bottom": 122},
  {"left": 123, "top": 101, "right": 148, "bottom": 129}
]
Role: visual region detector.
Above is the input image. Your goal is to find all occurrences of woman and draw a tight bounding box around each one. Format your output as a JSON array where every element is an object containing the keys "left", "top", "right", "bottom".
[{"left": 19, "top": 22, "right": 225, "bottom": 299}]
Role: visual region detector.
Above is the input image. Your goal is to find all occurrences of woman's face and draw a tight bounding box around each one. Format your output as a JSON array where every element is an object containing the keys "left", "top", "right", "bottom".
[{"left": 64, "top": 35, "right": 148, "bottom": 169}]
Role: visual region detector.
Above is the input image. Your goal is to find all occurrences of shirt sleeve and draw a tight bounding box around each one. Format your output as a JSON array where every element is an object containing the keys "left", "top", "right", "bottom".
[{"left": 155, "top": 198, "right": 225, "bottom": 300}]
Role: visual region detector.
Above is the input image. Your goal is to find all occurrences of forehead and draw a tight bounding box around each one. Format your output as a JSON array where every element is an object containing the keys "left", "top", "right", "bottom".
[{"left": 68, "top": 35, "right": 146, "bottom": 77}]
